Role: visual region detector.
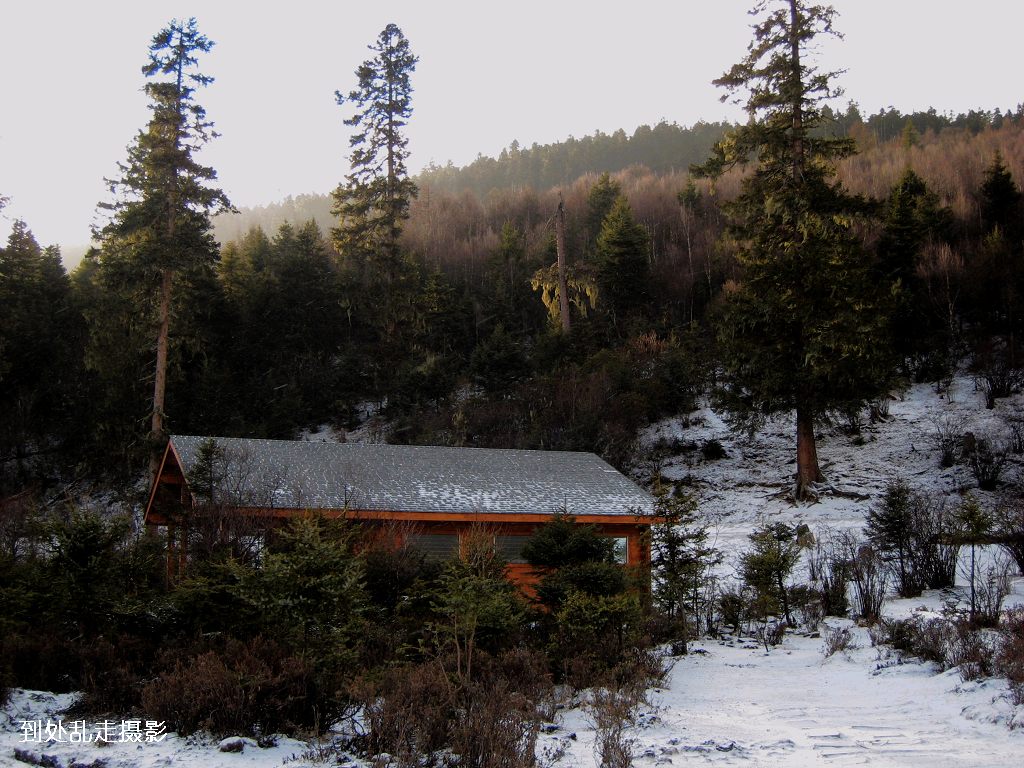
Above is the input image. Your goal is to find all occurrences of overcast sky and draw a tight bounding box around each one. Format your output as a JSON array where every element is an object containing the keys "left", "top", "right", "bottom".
[{"left": 1, "top": 0, "right": 1021, "bottom": 251}]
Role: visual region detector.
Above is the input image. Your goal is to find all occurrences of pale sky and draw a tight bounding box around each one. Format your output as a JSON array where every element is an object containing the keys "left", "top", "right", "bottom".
[{"left": 1, "top": 0, "right": 1021, "bottom": 251}]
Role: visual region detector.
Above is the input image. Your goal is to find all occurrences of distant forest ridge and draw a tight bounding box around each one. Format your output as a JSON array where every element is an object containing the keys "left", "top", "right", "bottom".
[{"left": 213, "top": 104, "right": 1024, "bottom": 244}]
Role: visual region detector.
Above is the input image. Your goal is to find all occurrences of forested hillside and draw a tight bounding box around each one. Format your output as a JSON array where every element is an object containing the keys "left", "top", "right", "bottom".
[
  {"left": 4, "top": 110, "right": 1024, "bottom": 492},
  {"left": 214, "top": 105, "right": 1024, "bottom": 242}
]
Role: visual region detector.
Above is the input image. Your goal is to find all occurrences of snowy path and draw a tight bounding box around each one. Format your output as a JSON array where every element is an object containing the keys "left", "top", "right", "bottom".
[
  {"left": 606, "top": 376, "right": 1024, "bottom": 766},
  {"left": 605, "top": 631, "right": 1023, "bottom": 768}
]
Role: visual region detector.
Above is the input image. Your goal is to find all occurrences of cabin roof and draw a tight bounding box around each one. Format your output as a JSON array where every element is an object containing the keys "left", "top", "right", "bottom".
[{"left": 166, "top": 435, "right": 655, "bottom": 517}]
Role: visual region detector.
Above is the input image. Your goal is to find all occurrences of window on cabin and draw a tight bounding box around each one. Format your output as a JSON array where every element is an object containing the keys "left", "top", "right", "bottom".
[
  {"left": 407, "top": 533, "right": 460, "bottom": 561},
  {"left": 494, "top": 534, "right": 530, "bottom": 564},
  {"left": 611, "top": 537, "right": 628, "bottom": 565}
]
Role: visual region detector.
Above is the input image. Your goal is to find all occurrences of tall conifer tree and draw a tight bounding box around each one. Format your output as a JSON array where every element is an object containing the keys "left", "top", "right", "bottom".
[
  {"left": 595, "top": 195, "right": 650, "bottom": 324},
  {"left": 879, "top": 168, "right": 954, "bottom": 373},
  {"left": 979, "top": 151, "right": 1022, "bottom": 238},
  {"left": 973, "top": 152, "right": 1023, "bottom": 366},
  {"left": 585, "top": 172, "right": 622, "bottom": 253},
  {"left": 0, "top": 222, "right": 76, "bottom": 484},
  {"left": 331, "top": 23, "right": 420, "bottom": 399},
  {"left": 332, "top": 23, "right": 418, "bottom": 286},
  {"left": 95, "top": 18, "right": 231, "bottom": 463},
  {"left": 694, "top": 0, "right": 895, "bottom": 499}
]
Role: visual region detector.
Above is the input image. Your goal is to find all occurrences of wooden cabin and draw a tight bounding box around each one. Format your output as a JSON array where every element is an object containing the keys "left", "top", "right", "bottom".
[{"left": 145, "top": 435, "right": 658, "bottom": 588}]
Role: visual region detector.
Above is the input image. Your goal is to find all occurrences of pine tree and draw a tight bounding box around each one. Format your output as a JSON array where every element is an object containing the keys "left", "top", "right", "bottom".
[
  {"left": 243, "top": 518, "right": 365, "bottom": 660},
  {"left": 880, "top": 169, "right": 951, "bottom": 283},
  {"left": 468, "top": 324, "right": 529, "bottom": 395},
  {"left": 416, "top": 269, "right": 473, "bottom": 360},
  {"left": 595, "top": 195, "right": 651, "bottom": 325},
  {"left": 95, "top": 18, "right": 231, "bottom": 462},
  {"left": 740, "top": 522, "right": 801, "bottom": 626},
  {"left": 864, "top": 478, "right": 921, "bottom": 597},
  {"left": 332, "top": 23, "right": 418, "bottom": 287},
  {"left": 973, "top": 152, "right": 1023, "bottom": 359},
  {"left": 331, "top": 24, "right": 421, "bottom": 401},
  {"left": 954, "top": 494, "right": 993, "bottom": 622},
  {"left": 0, "top": 221, "right": 77, "bottom": 484},
  {"left": 189, "top": 437, "right": 226, "bottom": 504},
  {"left": 651, "top": 492, "right": 720, "bottom": 651},
  {"left": 428, "top": 534, "right": 525, "bottom": 683},
  {"left": 217, "top": 227, "right": 272, "bottom": 318},
  {"left": 487, "top": 221, "right": 532, "bottom": 332},
  {"left": 520, "top": 513, "right": 624, "bottom": 610},
  {"left": 75, "top": 249, "right": 155, "bottom": 472},
  {"left": 979, "top": 151, "right": 1022, "bottom": 237},
  {"left": 677, "top": 178, "right": 708, "bottom": 321},
  {"left": 900, "top": 119, "right": 920, "bottom": 149},
  {"left": 215, "top": 222, "right": 346, "bottom": 435},
  {"left": 521, "top": 514, "right": 638, "bottom": 672},
  {"left": 585, "top": 172, "right": 622, "bottom": 253},
  {"left": 878, "top": 168, "right": 954, "bottom": 373},
  {"left": 693, "top": 0, "right": 895, "bottom": 499}
]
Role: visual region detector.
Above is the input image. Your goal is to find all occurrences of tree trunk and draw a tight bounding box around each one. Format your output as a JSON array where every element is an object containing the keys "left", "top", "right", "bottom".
[
  {"left": 680, "top": 201, "right": 695, "bottom": 324},
  {"left": 795, "top": 406, "right": 823, "bottom": 499},
  {"left": 777, "top": 568, "right": 793, "bottom": 626},
  {"left": 165, "top": 522, "right": 177, "bottom": 586},
  {"left": 555, "top": 196, "right": 571, "bottom": 334},
  {"left": 150, "top": 267, "right": 173, "bottom": 476},
  {"left": 788, "top": 0, "right": 805, "bottom": 181},
  {"left": 969, "top": 542, "right": 976, "bottom": 620},
  {"left": 150, "top": 43, "right": 184, "bottom": 478}
]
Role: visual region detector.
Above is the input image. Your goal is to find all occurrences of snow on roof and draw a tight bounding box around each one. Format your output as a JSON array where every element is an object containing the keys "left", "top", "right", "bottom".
[{"left": 170, "top": 435, "right": 654, "bottom": 517}]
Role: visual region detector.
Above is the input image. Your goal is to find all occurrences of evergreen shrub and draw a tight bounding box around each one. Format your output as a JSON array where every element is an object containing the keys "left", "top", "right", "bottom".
[{"left": 700, "top": 439, "right": 727, "bottom": 461}]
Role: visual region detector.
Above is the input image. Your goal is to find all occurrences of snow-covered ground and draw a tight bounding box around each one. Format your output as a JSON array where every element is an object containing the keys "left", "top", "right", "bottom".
[
  {"left": 641, "top": 374, "right": 1023, "bottom": 563},
  {"left": 299, "top": 400, "right": 391, "bottom": 444},
  {"left": 551, "top": 622, "right": 1024, "bottom": 768},
  {"left": 3, "top": 376, "right": 1023, "bottom": 767},
  {"left": 600, "top": 373, "right": 1024, "bottom": 766},
  {"left": 1, "top": 689, "right": 316, "bottom": 767}
]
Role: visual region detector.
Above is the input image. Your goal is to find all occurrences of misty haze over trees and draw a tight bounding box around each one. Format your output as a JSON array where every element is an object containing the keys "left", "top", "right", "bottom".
[{"left": 140, "top": 104, "right": 1024, "bottom": 477}]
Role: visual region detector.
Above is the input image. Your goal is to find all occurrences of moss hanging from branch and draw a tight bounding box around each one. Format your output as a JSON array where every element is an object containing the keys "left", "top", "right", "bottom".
[{"left": 530, "top": 262, "right": 598, "bottom": 329}]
